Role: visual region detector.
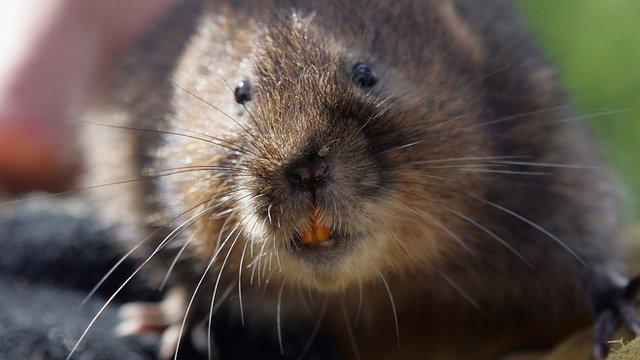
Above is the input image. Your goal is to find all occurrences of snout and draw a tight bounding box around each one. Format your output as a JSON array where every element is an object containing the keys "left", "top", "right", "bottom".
[{"left": 284, "top": 152, "right": 331, "bottom": 197}]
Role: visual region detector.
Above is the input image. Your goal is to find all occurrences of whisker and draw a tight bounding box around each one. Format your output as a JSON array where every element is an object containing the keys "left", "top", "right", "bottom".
[
  {"left": 462, "top": 105, "right": 569, "bottom": 130},
  {"left": 455, "top": 64, "right": 511, "bottom": 91},
  {"left": 82, "top": 120, "right": 254, "bottom": 156},
  {"left": 388, "top": 179, "right": 587, "bottom": 268},
  {"left": 207, "top": 226, "right": 242, "bottom": 360},
  {"left": 379, "top": 226, "right": 417, "bottom": 264},
  {"left": 274, "top": 238, "right": 283, "bottom": 272},
  {"left": 354, "top": 277, "right": 364, "bottom": 326},
  {"left": 170, "top": 80, "right": 261, "bottom": 147},
  {"left": 159, "top": 229, "right": 200, "bottom": 290},
  {"left": 216, "top": 73, "right": 267, "bottom": 139},
  {"left": 297, "top": 285, "right": 314, "bottom": 318},
  {"left": 384, "top": 196, "right": 477, "bottom": 258},
  {"left": 152, "top": 165, "right": 249, "bottom": 173},
  {"left": 435, "top": 268, "right": 492, "bottom": 320},
  {"left": 0, "top": 169, "right": 241, "bottom": 209},
  {"left": 212, "top": 283, "right": 236, "bottom": 316},
  {"left": 307, "top": 286, "right": 315, "bottom": 307},
  {"left": 417, "top": 111, "right": 471, "bottom": 134},
  {"left": 212, "top": 215, "right": 236, "bottom": 261},
  {"left": 66, "top": 204, "right": 216, "bottom": 360},
  {"left": 375, "top": 268, "right": 400, "bottom": 349},
  {"left": 553, "top": 108, "right": 632, "bottom": 124},
  {"left": 124, "top": 56, "right": 261, "bottom": 146},
  {"left": 340, "top": 300, "right": 362, "bottom": 360},
  {"left": 487, "top": 160, "right": 599, "bottom": 170},
  {"left": 81, "top": 199, "right": 211, "bottom": 306},
  {"left": 173, "top": 225, "right": 239, "bottom": 360},
  {"left": 267, "top": 243, "right": 279, "bottom": 274},
  {"left": 362, "top": 101, "right": 392, "bottom": 130},
  {"left": 426, "top": 164, "right": 508, "bottom": 169},
  {"left": 257, "top": 238, "right": 269, "bottom": 288},
  {"left": 237, "top": 240, "right": 250, "bottom": 327},
  {"left": 262, "top": 265, "right": 277, "bottom": 292},
  {"left": 409, "top": 155, "right": 530, "bottom": 165},
  {"left": 296, "top": 297, "right": 328, "bottom": 360},
  {"left": 277, "top": 280, "right": 287, "bottom": 356},
  {"left": 378, "top": 242, "right": 398, "bottom": 272},
  {"left": 462, "top": 107, "right": 629, "bottom": 132},
  {"left": 373, "top": 140, "right": 424, "bottom": 156},
  {"left": 472, "top": 195, "right": 588, "bottom": 268},
  {"left": 444, "top": 207, "right": 533, "bottom": 268},
  {"left": 456, "top": 168, "right": 551, "bottom": 176},
  {"left": 267, "top": 203, "right": 273, "bottom": 225},
  {"left": 406, "top": 173, "right": 461, "bottom": 183}
]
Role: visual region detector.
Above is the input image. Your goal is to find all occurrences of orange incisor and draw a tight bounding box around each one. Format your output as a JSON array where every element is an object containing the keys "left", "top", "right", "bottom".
[{"left": 301, "top": 210, "right": 331, "bottom": 245}]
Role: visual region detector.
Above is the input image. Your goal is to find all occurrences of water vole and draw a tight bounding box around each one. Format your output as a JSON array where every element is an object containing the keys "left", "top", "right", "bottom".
[{"left": 78, "top": 0, "right": 640, "bottom": 358}]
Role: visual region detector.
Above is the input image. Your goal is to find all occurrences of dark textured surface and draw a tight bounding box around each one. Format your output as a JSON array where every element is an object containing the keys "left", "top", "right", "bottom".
[
  {"left": 0, "top": 197, "right": 158, "bottom": 360},
  {"left": 0, "top": 277, "right": 151, "bottom": 360},
  {"left": 0, "top": 197, "right": 161, "bottom": 302}
]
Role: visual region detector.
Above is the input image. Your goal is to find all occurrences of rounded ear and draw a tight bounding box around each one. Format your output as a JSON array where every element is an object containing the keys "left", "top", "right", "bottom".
[{"left": 435, "top": 0, "right": 484, "bottom": 73}]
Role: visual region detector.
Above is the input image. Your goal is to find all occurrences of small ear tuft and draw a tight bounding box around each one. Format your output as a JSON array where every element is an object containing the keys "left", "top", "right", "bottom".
[{"left": 435, "top": 0, "right": 484, "bottom": 73}]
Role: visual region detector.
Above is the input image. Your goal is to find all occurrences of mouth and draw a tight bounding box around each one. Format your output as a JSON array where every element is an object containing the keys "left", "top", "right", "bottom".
[{"left": 290, "top": 211, "right": 352, "bottom": 263}]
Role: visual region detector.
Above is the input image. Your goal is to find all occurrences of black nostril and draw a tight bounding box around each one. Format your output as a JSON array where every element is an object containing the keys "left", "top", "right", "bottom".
[
  {"left": 286, "top": 158, "right": 329, "bottom": 192},
  {"left": 288, "top": 170, "right": 307, "bottom": 186}
]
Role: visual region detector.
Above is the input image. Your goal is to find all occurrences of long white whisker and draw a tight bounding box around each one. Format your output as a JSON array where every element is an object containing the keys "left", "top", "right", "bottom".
[
  {"left": 80, "top": 199, "right": 211, "bottom": 305},
  {"left": 67, "top": 204, "right": 216, "bottom": 360},
  {"left": 410, "top": 155, "right": 529, "bottom": 165},
  {"left": 472, "top": 195, "right": 587, "bottom": 267},
  {"left": 277, "top": 280, "right": 287, "bottom": 356},
  {"left": 375, "top": 268, "right": 400, "bottom": 349},
  {"left": 173, "top": 225, "right": 238, "bottom": 360},
  {"left": 257, "top": 236, "right": 269, "bottom": 287},
  {"left": 435, "top": 268, "right": 492, "bottom": 320},
  {"left": 307, "top": 286, "right": 314, "bottom": 307},
  {"left": 388, "top": 198, "right": 477, "bottom": 258},
  {"left": 275, "top": 238, "right": 283, "bottom": 272},
  {"left": 379, "top": 226, "right": 417, "bottom": 263},
  {"left": 237, "top": 240, "right": 250, "bottom": 327},
  {"left": 296, "top": 297, "right": 328, "bottom": 360},
  {"left": 444, "top": 207, "right": 533, "bottom": 268},
  {"left": 207, "top": 227, "right": 242, "bottom": 360},
  {"left": 159, "top": 229, "right": 200, "bottom": 290},
  {"left": 354, "top": 277, "right": 364, "bottom": 326},
  {"left": 488, "top": 160, "right": 598, "bottom": 170},
  {"left": 456, "top": 168, "right": 550, "bottom": 176},
  {"left": 462, "top": 105, "right": 568, "bottom": 130},
  {"left": 297, "top": 285, "right": 314, "bottom": 318},
  {"left": 374, "top": 140, "right": 424, "bottom": 156},
  {"left": 340, "top": 300, "right": 361, "bottom": 360},
  {"left": 426, "top": 164, "right": 508, "bottom": 169},
  {"left": 212, "top": 283, "right": 235, "bottom": 315}
]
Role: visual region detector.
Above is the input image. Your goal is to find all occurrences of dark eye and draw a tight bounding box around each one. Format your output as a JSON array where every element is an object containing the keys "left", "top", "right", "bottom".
[
  {"left": 234, "top": 80, "right": 252, "bottom": 104},
  {"left": 351, "top": 63, "right": 377, "bottom": 88}
]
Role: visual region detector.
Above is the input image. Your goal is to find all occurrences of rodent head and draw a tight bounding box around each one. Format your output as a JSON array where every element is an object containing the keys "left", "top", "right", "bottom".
[{"left": 168, "top": 6, "right": 491, "bottom": 291}]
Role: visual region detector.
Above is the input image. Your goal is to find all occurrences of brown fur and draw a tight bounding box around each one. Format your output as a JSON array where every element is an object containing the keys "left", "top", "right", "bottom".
[{"left": 84, "top": 0, "right": 624, "bottom": 358}]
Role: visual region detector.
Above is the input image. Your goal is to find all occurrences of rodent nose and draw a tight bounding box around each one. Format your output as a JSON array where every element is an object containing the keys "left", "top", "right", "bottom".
[{"left": 285, "top": 156, "right": 330, "bottom": 193}]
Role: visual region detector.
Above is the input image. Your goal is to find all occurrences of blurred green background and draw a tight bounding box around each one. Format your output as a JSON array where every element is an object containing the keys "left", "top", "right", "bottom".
[{"left": 518, "top": 0, "right": 640, "bottom": 219}]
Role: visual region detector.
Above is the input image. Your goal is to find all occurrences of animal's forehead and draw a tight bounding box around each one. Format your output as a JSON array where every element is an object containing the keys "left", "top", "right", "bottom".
[
  {"left": 252, "top": 17, "right": 346, "bottom": 100},
  {"left": 262, "top": 15, "right": 342, "bottom": 66}
]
